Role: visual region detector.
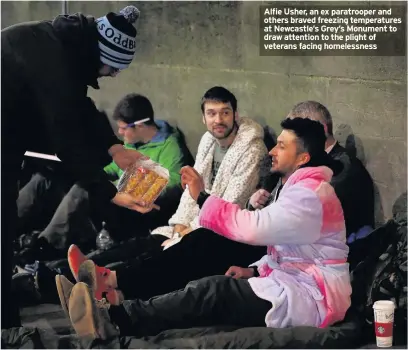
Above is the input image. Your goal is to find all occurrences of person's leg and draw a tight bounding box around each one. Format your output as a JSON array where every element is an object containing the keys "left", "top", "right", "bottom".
[
  {"left": 17, "top": 172, "right": 65, "bottom": 236},
  {"left": 39, "top": 183, "right": 97, "bottom": 251},
  {"left": 93, "top": 199, "right": 148, "bottom": 242},
  {"left": 87, "top": 234, "right": 166, "bottom": 267},
  {"left": 39, "top": 234, "right": 167, "bottom": 305},
  {"left": 114, "top": 228, "right": 265, "bottom": 299},
  {"left": 69, "top": 275, "right": 271, "bottom": 338},
  {"left": 112, "top": 275, "right": 271, "bottom": 335}
]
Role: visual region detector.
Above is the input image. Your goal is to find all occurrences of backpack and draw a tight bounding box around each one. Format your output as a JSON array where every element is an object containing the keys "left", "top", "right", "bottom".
[
  {"left": 363, "top": 216, "right": 407, "bottom": 344},
  {"left": 366, "top": 219, "right": 407, "bottom": 314},
  {"left": 348, "top": 193, "right": 407, "bottom": 346}
]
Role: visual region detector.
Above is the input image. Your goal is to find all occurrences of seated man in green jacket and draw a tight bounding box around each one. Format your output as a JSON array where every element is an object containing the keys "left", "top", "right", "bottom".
[
  {"left": 99, "top": 93, "right": 189, "bottom": 241},
  {"left": 16, "top": 94, "right": 190, "bottom": 262},
  {"left": 104, "top": 94, "right": 185, "bottom": 190}
]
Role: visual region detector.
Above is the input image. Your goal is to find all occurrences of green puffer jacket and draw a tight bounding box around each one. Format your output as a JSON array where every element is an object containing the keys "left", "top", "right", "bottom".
[{"left": 104, "top": 120, "right": 187, "bottom": 192}]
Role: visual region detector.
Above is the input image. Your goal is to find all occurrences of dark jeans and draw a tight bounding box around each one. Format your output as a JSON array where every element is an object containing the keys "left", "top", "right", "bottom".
[
  {"left": 115, "top": 228, "right": 266, "bottom": 300},
  {"left": 110, "top": 275, "right": 271, "bottom": 337}
]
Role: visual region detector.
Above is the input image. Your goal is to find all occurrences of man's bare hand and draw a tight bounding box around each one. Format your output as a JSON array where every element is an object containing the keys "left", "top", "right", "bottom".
[
  {"left": 179, "top": 227, "right": 193, "bottom": 237},
  {"left": 180, "top": 166, "right": 205, "bottom": 201},
  {"left": 225, "top": 266, "right": 255, "bottom": 279},
  {"left": 161, "top": 238, "right": 172, "bottom": 247},
  {"left": 173, "top": 224, "right": 188, "bottom": 234},
  {"left": 109, "top": 145, "right": 148, "bottom": 171},
  {"left": 161, "top": 225, "right": 192, "bottom": 247},
  {"left": 249, "top": 189, "right": 271, "bottom": 209},
  {"left": 111, "top": 192, "right": 160, "bottom": 214}
]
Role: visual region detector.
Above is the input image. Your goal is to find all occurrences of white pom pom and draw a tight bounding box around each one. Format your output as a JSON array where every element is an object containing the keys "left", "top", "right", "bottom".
[{"left": 119, "top": 5, "right": 140, "bottom": 24}]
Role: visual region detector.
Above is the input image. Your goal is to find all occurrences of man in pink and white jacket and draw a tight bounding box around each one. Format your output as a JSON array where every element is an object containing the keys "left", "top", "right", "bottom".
[{"left": 62, "top": 118, "right": 352, "bottom": 340}]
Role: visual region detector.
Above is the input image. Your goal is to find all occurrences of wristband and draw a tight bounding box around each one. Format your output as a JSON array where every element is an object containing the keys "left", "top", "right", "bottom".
[
  {"left": 251, "top": 266, "right": 260, "bottom": 277},
  {"left": 197, "top": 191, "right": 210, "bottom": 208}
]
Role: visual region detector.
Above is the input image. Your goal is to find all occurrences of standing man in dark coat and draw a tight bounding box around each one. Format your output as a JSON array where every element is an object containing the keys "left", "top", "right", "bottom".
[{"left": 1, "top": 5, "right": 150, "bottom": 328}]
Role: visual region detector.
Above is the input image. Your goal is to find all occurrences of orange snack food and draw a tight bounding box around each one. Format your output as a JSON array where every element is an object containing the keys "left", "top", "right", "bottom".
[
  {"left": 129, "top": 170, "right": 158, "bottom": 199},
  {"left": 141, "top": 176, "right": 168, "bottom": 203},
  {"left": 117, "top": 160, "right": 169, "bottom": 207},
  {"left": 123, "top": 168, "right": 144, "bottom": 194}
]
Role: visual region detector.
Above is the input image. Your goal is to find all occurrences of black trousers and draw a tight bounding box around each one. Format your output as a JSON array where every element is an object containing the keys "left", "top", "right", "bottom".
[
  {"left": 43, "top": 235, "right": 167, "bottom": 303},
  {"left": 17, "top": 171, "right": 68, "bottom": 237},
  {"left": 17, "top": 173, "right": 96, "bottom": 251},
  {"left": 115, "top": 228, "right": 266, "bottom": 300},
  {"left": 110, "top": 275, "right": 271, "bottom": 337},
  {"left": 17, "top": 173, "right": 176, "bottom": 254}
]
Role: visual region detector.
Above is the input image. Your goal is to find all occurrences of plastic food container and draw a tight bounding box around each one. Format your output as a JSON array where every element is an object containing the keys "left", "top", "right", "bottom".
[{"left": 117, "top": 159, "right": 169, "bottom": 207}]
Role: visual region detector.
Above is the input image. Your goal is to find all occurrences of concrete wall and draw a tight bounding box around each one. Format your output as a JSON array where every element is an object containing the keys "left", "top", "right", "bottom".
[{"left": 2, "top": 1, "right": 406, "bottom": 224}]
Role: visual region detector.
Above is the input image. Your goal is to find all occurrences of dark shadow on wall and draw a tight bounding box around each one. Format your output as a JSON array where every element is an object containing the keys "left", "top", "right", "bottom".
[
  {"left": 334, "top": 123, "right": 385, "bottom": 227},
  {"left": 372, "top": 184, "right": 386, "bottom": 227},
  {"left": 252, "top": 119, "right": 280, "bottom": 192},
  {"left": 166, "top": 117, "right": 203, "bottom": 159},
  {"left": 263, "top": 125, "right": 277, "bottom": 151},
  {"left": 345, "top": 133, "right": 366, "bottom": 165},
  {"left": 252, "top": 116, "right": 278, "bottom": 150},
  {"left": 392, "top": 191, "right": 407, "bottom": 223},
  {"left": 334, "top": 123, "right": 366, "bottom": 165},
  {"left": 174, "top": 126, "right": 195, "bottom": 167},
  {"left": 261, "top": 125, "right": 280, "bottom": 191}
]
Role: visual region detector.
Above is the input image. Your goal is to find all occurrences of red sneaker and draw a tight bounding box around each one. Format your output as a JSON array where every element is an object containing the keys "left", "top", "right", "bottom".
[
  {"left": 68, "top": 245, "right": 121, "bottom": 305},
  {"left": 67, "top": 244, "right": 88, "bottom": 281},
  {"left": 78, "top": 260, "right": 120, "bottom": 304}
]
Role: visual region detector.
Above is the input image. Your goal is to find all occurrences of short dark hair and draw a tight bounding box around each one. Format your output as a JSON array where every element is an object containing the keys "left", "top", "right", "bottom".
[
  {"left": 200, "top": 86, "right": 237, "bottom": 114},
  {"left": 280, "top": 117, "right": 327, "bottom": 167},
  {"left": 112, "top": 93, "right": 155, "bottom": 126},
  {"left": 288, "top": 101, "right": 333, "bottom": 136}
]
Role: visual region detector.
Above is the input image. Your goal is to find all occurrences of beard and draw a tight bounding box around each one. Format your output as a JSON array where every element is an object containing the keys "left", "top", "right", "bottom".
[
  {"left": 270, "top": 167, "right": 283, "bottom": 176},
  {"left": 270, "top": 159, "right": 286, "bottom": 176},
  {"left": 209, "top": 122, "right": 237, "bottom": 140}
]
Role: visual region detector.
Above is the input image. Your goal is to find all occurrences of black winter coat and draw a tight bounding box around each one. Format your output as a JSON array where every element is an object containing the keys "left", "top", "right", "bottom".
[
  {"left": 329, "top": 143, "right": 375, "bottom": 235},
  {"left": 1, "top": 13, "right": 120, "bottom": 200}
]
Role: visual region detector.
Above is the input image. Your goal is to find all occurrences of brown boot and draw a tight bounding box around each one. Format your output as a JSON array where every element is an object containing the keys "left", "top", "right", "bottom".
[
  {"left": 55, "top": 275, "right": 74, "bottom": 316},
  {"left": 68, "top": 282, "right": 119, "bottom": 341}
]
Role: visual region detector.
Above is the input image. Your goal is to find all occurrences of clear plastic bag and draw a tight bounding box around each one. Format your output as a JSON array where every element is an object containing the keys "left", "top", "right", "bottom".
[{"left": 116, "top": 159, "right": 169, "bottom": 207}]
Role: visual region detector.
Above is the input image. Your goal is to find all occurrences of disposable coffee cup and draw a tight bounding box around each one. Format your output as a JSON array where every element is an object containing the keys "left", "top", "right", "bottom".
[{"left": 373, "top": 300, "right": 396, "bottom": 348}]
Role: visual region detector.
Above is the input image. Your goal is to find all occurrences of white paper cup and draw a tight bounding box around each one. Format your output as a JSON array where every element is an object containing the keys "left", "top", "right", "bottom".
[{"left": 373, "top": 300, "right": 396, "bottom": 348}]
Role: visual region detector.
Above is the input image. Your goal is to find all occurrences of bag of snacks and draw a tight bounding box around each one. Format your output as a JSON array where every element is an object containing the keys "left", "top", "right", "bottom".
[{"left": 117, "top": 159, "right": 169, "bottom": 207}]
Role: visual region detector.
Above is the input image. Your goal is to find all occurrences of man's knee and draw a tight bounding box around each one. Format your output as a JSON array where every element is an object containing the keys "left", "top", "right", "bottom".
[
  {"left": 67, "top": 183, "right": 89, "bottom": 200},
  {"left": 186, "top": 275, "right": 232, "bottom": 291},
  {"left": 25, "top": 172, "right": 50, "bottom": 191}
]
